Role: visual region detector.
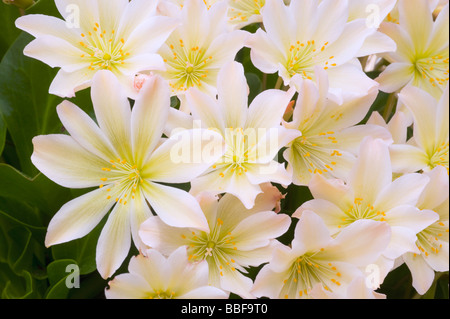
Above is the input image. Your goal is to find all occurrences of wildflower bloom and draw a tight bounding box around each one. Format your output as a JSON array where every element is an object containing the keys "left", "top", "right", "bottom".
[
  {"left": 376, "top": 0, "right": 449, "bottom": 99},
  {"left": 295, "top": 138, "right": 439, "bottom": 266},
  {"left": 282, "top": 68, "right": 392, "bottom": 186},
  {"left": 167, "top": 61, "right": 301, "bottom": 208},
  {"left": 403, "top": 166, "right": 449, "bottom": 295},
  {"left": 139, "top": 184, "right": 290, "bottom": 298},
  {"left": 389, "top": 84, "right": 449, "bottom": 174},
  {"left": 246, "top": 0, "right": 393, "bottom": 99},
  {"left": 228, "top": 0, "right": 266, "bottom": 29},
  {"left": 15, "top": 0, "right": 178, "bottom": 98},
  {"left": 251, "top": 210, "right": 391, "bottom": 299},
  {"left": 155, "top": 0, "right": 248, "bottom": 104},
  {"left": 32, "top": 71, "right": 224, "bottom": 278},
  {"left": 105, "top": 247, "right": 229, "bottom": 299}
]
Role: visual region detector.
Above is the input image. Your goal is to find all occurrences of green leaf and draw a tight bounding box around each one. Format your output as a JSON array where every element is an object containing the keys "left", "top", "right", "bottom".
[
  {"left": 0, "top": 113, "right": 6, "bottom": 155},
  {"left": 0, "top": 264, "right": 37, "bottom": 299},
  {"left": 45, "top": 259, "right": 78, "bottom": 299},
  {"left": 0, "top": 3, "right": 21, "bottom": 59},
  {"left": 51, "top": 219, "right": 106, "bottom": 275},
  {"left": 0, "top": 33, "right": 63, "bottom": 175},
  {"left": 0, "top": 163, "right": 72, "bottom": 217}
]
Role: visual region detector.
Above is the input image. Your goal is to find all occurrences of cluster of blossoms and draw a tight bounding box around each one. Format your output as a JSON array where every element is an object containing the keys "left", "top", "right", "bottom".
[{"left": 15, "top": 0, "right": 448, "bottom": 299}]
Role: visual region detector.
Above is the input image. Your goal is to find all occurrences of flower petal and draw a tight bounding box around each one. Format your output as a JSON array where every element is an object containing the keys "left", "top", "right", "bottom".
[
  {"left": 376, "top": 62, "right": 414, "bottom": 93},
  {"left": 96, "top": 201, "right": 132, "bottom": 279},
  {"left": 45, "top": 188, "right": 116, "bottom": 247},
  {"left": 142, "top": 181, "right": 209, "bottom": 231}
]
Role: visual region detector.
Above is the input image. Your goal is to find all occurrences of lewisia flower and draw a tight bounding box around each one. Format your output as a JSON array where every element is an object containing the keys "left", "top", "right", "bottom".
[
  {"left": 403, "top": 166, "right": 449, "bottom": 295},
  {"left": 32, "top": 71, "right": 224, "bottom": 278},
  {"left": 389, "top": 84, "right": 449, "bottom": 174},
  {"left": 385, "top": 0, "right": 448, "bottom": 24},
  {"left": 15, "top": 0, "right": 178, "bottom": 98},
  {"left": 159, "top": 0, "right": 266, "bottom": 30},
  {"left": 295, "top": 138, "right": 439, "bottom": 276},
  {"left": 310, "top": 276, "right": 387, "bottom": 299},
  {"left": 167, "top": 61, "right": 301, "bottom": 209},
  {"left": 376, "top": 0, "right": 449, "bottom": 99},
  {"left": 251, "top": 210, "right": 391, "bottom": 299},
  {"left": 105, "top": 247, "right": 229, "bottom": 299},
  {"left": 282, "top": 68, "right": 392, "bottom": 186},
  {"left": 139, "top": 184, "right": 290, "bottom": 298},
  {"left": 155, "top": 0, "right": 248, "bottom": 105},
  {"left": 246, "top": 0, "right": 394, "bottom": 99}
]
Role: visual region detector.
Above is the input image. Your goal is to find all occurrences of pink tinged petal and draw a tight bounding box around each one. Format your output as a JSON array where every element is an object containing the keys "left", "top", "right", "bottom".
[
  {"left": 115, "top": 0, "right": 159, "bottom": 39},
  {"left": 326, "top": 64, "right": 379, "bottom": 102},
  {"left": 31, "top": 135, "right": 110, "bottom": 189},
  {"left": 44, "top": 187, "right": 116, "bottom": 247},
  {"left": 384, "top": 226, "right": 420, "bottom": 259},
  {"left": 142, "top": 181, "right": 209, "bottom": 232},
  {"left": 374, "top": 173, "right": 431, "bottom": 212},
  {"left": 49, "top": 68, "right": 94, "bottom": 98},
  {"left": 179, "top": 286, "right": 229, "bottom": 299},
  {"left": 185, "top": 88, "right": 225, "bottom": 132},
  {"left": 138, "top": 216, "right": 189, "bottom": 255},
  {"left": 403, "top": 252, "right": 436, "bottom": 295},
  {"left": 105, "top": 273, "right": 152, "bottom": 299},
  {"left": 124, "top": 16, "right": 179, "bottom": 55},
  {"left": 330, "top": 124, "right": 393, "bottom": 154},
  {"left": 385, "top": 206, "right": 439, "bottom": 233},
  {"left": 96, "top": 202, "right": 132, "bottom": 279},
  {"left": 206, "top": 30, "right": 249, "bottom": 69},
  {"left": 219, "top": 265, "right": 255, "bottom": 299},
  {"left": 314, "top": 0, "right": 349, "bottom": 45},
  {"left": 129, "top": 251, "right": 167, "bottom": 289},
  {"left": 398, "top": 85, "right": 438, "bottom": 151},
  {"left": 23, "top": 36, "right": 88, "bottom": 72},
  {"left": 308, "top": 173, "right": 353, "bottom": 210},
  {"left": 56, "top": 101, "right": 117, "bottom": 161},
  {"left": 15, "top": 14, "right": 79, "bottom": 41},
  {"left": 91, "top": 70, "right": 132, "bottom": 160},
  {"left": 376, "top": 62, "right": 414, "bottom": 93},
  {"left": 348, "top": 137, "right": 392, "bottom": 203},
  {"left": 246, "top": 29, "right": 284, "bottom": 74},
  {"left": 245, "top": 88, "right": 295, "bottom": 130},
  {"left": 418, "top": 166, "right": 450, "bottom": 210},
  {"left": 131, "top": 74, "right": 170, "bottom": 165},
  {"left": 218, "top": 61, "right": 249, "bottom": 129},
  {"left": 324, "top": 219, "right": 392, "bottom": 266},
  {"left": 389, "top": 144, "right": 429, "bottom": 173},
  {"left": 398, "top": 0, "right": 434, "bottom": 49},
  {"left": 320, "top": 20, "right": 373, "bottom": 66},
  {"left": 261, "top": 0, "right": 295, "bottom": 52},
  {"left": 245, "top": 161, "right": 293, "bottom": 187},
  {"left": 231, "top": 211, "right": 291, "bottom": 251},
  {"left": 251, "top": 264, "right": 286, "bottom": 299},
  {"left": 143, "top": 129, "right": 224, "bottom": 183},
  {"left": 357, "top": 31, "right": 397, "bottom": 57},
  {"left": 428, "top": 3, "right": 449, "bottom": 53},
  {"left": 294, "top": 199, "right": 346, "bottom": 235},
  {"left": 294, "top": 210, "right": 332, "bottom": 253}
]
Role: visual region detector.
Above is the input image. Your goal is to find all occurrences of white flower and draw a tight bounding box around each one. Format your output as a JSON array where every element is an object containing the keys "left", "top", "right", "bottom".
[
  {"left": 139, "top": 184, "right": 291, "bottom": 298},
  {"left": 294, "top": 138, "right": 439, "bottom": 266},
  {"left": 155, "top": 0, "right": 248, "bottom": 105},
  {"left": 15, "top": 0, "right": 178, "bottom": 98},
  {"left": 228, "top": 0, "right": 266, "bottom": 29},
  {"left": 310, "top": 276, "right": 387, "bottom": 299},
  {"left": 376, "top": 0, "right": 449, "bottom": 99},
  {"left": 403, "top": 166, "right": 449, "bottom": 295},
  {"left": 389, "top": 84, "right": 449, "bottom": 174},
  {"left": 246, "top": 0, "right": 394, "bottom": 100},
  {"left": 251, "top": 210, "right": 391, "bottom": 299},
  {"left": 105, "top": 247, "right": 229, "bottom": 299},
  {"left": 385, "top": 0, "right": 448, "bottom": 23},
  {"left": 166, "top": 61, "right": 301, "bottom": 208},
  {"left": 283, "top": 68, "right": 392, "bottom": 186},
  {"left": 32, "top": 70, "right": 224, "bottom": 278}
]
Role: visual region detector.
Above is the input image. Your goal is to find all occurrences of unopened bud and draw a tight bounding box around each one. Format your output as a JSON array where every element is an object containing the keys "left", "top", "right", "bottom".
[
  {"left": 2, "top": 0, "right": 34, "bottom": 10},
  {"left": 133, "top": 73, "right": 151, "bottom": 93}
]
